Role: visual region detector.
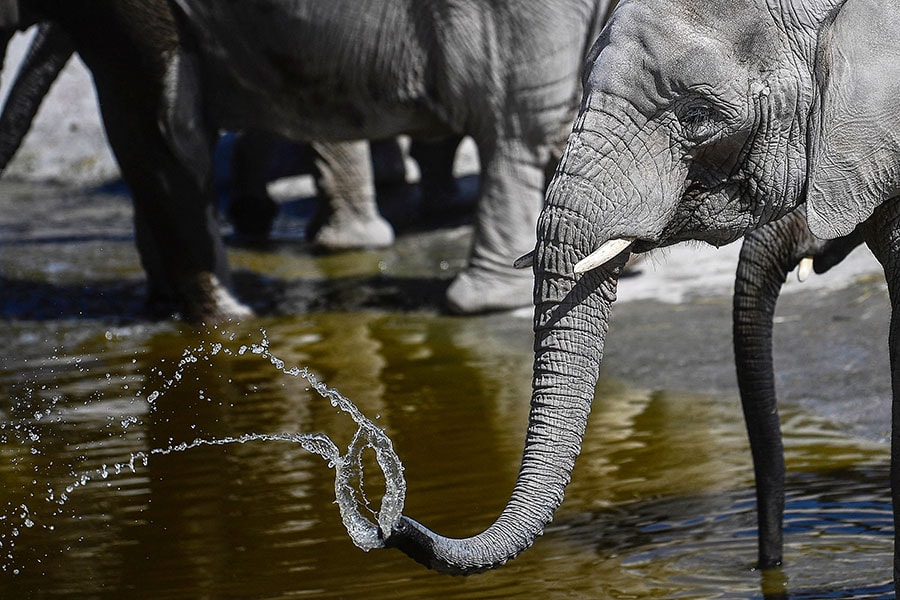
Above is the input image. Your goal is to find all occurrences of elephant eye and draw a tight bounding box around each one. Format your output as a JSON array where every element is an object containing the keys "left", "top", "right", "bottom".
[{"left": 678, "top": 102, "right": 722, "bottom": 143}]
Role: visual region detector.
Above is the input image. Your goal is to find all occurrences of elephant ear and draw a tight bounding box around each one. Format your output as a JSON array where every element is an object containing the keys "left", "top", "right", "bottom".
[{"left": 805, "top": 0, "right": 900, "bottom": 239}]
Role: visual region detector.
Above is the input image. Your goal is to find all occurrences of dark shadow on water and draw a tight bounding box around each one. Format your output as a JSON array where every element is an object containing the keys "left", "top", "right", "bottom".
[
  {"left": 0, "top": 271, "right": 454, "bottom": 322},
  {"left": 233, "top": 271, "right": 453, "bottom": 315},
  {"left": 0, "top": 275, "right": 151, "bottom": 322},
  {"left": 0, "top": 233, "right": 135, "bottom": 247}
]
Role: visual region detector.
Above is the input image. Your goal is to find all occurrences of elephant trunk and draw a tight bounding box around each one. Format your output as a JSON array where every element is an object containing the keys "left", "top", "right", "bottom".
[
  {"left": 384, "top": 189, "right": 622, "bottom": 574},
  {"left": 0, "top": 22, "right": 75, "bottom": 174},
  {"left": 732, "top": 212, "right": 813, "bottom": 568}
]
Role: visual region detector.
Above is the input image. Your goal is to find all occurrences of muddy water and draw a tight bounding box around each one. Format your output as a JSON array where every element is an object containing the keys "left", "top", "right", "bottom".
[{"left": 0, "top": 183, "right": 894, "bottom": 598}]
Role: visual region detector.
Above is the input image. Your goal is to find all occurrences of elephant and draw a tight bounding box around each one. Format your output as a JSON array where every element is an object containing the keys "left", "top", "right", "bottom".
[
  {"left": 162, "top": 0, "right": 616, "bottom": 315},
  {"left": 373, "top": 0, "right": 900, "bottom": 591},
  {"left": 732, "top": 209, "right": 864, "bottom": 570},
  {"left": 0, "top": 21, "right": 402, "bottom": 313}
]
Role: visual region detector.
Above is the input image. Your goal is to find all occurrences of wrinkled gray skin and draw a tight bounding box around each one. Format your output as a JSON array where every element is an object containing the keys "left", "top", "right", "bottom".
[
  {"left": 733, "top": 209, "right": 863, "bottom": 570},
  {"left": 377, "top": 0, "right": 900, "bottom": 590},
  {"left": 170, "top": 0, "right": 614, "bottom": 314}
]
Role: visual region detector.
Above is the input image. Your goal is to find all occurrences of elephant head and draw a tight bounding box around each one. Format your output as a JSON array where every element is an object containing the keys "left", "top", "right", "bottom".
[{"left": 382, "top": 0, "right": 900, "bottom": 576}]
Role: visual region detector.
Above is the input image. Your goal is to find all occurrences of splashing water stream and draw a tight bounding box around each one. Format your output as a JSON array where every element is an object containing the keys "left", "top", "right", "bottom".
[
  {"left": 10, "top": 329, "right": 406, "bottom": 562},
  {"left": 242, "top": 332, "right": 407, "bottom": 550}
]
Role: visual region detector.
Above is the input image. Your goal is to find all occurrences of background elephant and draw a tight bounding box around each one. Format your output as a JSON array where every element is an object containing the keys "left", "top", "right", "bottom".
[
  {"left": 0, "top": 21, "right": 407, "bottom": 314},
  {"left": 732, "top": 209, "right": 864, "bottom": 570},
  {"left": 166, "top": 0, "right": 615, "bottom": 315},
  {"left": 377, "top": 0, "right": 900, "bottom": 592}
]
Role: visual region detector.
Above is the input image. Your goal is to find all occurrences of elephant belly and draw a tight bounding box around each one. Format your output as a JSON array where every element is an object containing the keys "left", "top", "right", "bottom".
[
  {"left": 205, "top": 71, "right": 444, "bottom": 143},
  {"left": 174, "top": 0, "right": 451, "bottom": 141}
]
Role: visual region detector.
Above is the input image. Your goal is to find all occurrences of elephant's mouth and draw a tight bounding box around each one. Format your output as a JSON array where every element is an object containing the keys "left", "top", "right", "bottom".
[
  {"left": 631, "top": 239, "right": 661, "bottom": 254},
  {"left": 662, "top": 175, "right": 751, "bottom": 247}
]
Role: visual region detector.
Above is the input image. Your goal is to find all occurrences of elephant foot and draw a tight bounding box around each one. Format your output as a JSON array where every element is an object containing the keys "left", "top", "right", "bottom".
[
  {"left": 180, "top": 272, "right": 255, "bottom": 324},
  {"left": 311, "top": 213, "right": 395, "bottom": 251},
  {"left": 445, "top": 266, "right": 533, "bottom": 314}
]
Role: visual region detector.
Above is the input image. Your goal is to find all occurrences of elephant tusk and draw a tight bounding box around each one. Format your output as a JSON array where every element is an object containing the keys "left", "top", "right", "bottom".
[
  {"left": 573, "top": 237, "right": 635, "bottom": 275},
  {"left": 513, "top": 250, "right": 534, "bottom": 269},
  {"left": 797, "top": 256, "right": 814, "bottom": 282}
]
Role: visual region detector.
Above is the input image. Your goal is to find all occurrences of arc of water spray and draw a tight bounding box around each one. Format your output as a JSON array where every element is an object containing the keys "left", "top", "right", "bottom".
[
  {"left": 246, "top": 334, "right": 407, "bottom": 550},
  {"left": 23, "top": 330, "right": 407, "bottom": 559}
]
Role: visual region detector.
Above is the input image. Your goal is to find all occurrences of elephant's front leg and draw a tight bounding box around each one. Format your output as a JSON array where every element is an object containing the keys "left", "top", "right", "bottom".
[
  {"left": 860, "top": 201, "right": 900, "bottom": 590},
  {"left": 734, "top": 218, "right": 794, "bottom": 571},
  {"left": 735, "top": 211, "right": 865, "bottom": 571},
  {"left": 445, "top": 139, "right": 543, "bottom": 314},
  {"left": 307, "top": 139, "right": 395, "bottom": 251}
]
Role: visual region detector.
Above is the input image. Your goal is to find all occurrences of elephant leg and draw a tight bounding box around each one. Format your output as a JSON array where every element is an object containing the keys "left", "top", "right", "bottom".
[
  {"left": 410, "top": 136, "right": 462, "bottom": 209},
  {"left": 860, "top": 201, "right": 900, "bottom": 589},
  {"left": 308, "top": 139, "right": 394, "bottom": 250},
  {"left": 445, "top": 139, "right": 540, "bottom": 314},
  {"left": 94, "top": 85, "right": 252, "bottom": 323},
  {"left": 228, "top": 130, "right": 281, "bottom": 240},
  {"left": 734, "top": 219, "right": 794, "bottom": 570}
]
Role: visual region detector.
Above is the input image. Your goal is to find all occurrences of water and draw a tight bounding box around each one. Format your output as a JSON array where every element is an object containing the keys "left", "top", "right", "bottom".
[
  {"left": 2, "top": 329, "right": 407, "bottom": 556},
  {"left": 0, "top": 182, "right": 895, "bottom": 598}
]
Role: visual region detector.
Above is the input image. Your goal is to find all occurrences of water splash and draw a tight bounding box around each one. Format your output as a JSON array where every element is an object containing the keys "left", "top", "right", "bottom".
[
  {"left": 231, "top": 331, "right": 407, "bottom": 549},
  {"left": 4, "top": 328, "right": 406, "bottom": 570}
]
